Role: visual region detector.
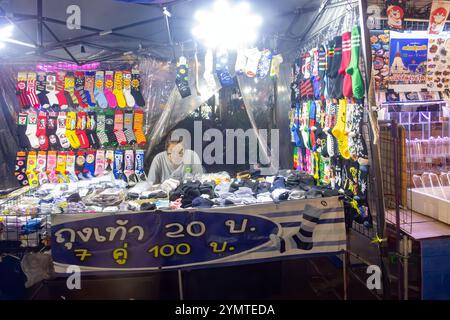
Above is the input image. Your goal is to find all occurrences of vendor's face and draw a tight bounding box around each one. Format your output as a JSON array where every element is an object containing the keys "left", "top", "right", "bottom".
[{"left": 167, "top": 143, "right": 185, "bottom": 165}]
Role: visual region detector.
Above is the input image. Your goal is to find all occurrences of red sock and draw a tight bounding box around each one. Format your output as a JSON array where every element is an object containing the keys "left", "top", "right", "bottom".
[
  {"left": 16, "top": 72, "right": 31, "bottom": 109},
  {"left": 339, "top": 32, "right": 353, "bottom": 98},
  {"left": 36, "top": 111, "right": 49, "bottom": 150},
  {"left": 56, "top": 71, "right": 68, "bottom": 109},
  {"left": 76, "top": 112, "right": 90, "bottom": 148},
  {"left": 26, "top": 72, "right": 41, "bottom": 108}
]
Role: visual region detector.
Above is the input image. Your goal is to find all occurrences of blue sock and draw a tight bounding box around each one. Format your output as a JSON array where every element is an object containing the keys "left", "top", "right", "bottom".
[
  {"left": 256, "top": 49, "right": 272, "bottom": 79},
  {"left": 113, "top": 149, "right": 124, "bottom": 180},
  {"left": 216, "top": 50, "right": 234, "bottom": 87},
  {"left": 84, "top": 151, "right": 96, "bottom": 177}
]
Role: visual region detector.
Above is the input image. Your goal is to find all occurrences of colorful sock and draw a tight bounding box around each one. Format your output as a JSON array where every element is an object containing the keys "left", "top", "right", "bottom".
[
  {"left": 64, "top": 72, "right": 78, "bottom": 107},
  {"left": 105, "top": 149, "right": 114, "bottom": 172},
  {"left": 113, "top": 149, "right": 124, "bottom": 180},
  {"left": 75, "top": 151, "right": 86, "bottom": 179},
  {"left": 339, "top": 32, "right": 353, "bottom": 98},
  {"left": 94, "top": 149, "right": 105, "bottom": 176},
  {"left": 309, "top": 101, "right": 317, "bottom": 147},
  {"left": 358, "top": 164, "right": 369, "bottom": 199},
  {"left": 96, "top": 112, "right": 109, "bottom": 147},
  {"left": 122, "top": 70, "right": 136, "bottom": 107},
  {"left": 65, "top": 151, "right": 78, "bottom": 182},
  {"left": 346, "top": 26, "right": 364, "bottom": 100},
  {"left": 123, "top": 110, "right": 136, "bottom": 145},
  {"left": 46, "top": 73, "right": 59, "bottom": 108},
  {"left": 133, "top": 109, "right": 147, "bottom": 146},
  {"left": 270, "top": 54, "right": 283, "bottom": 78},
  {"left": 94, "top": 71, "right": 108, "bottom": 108},
  {"left": 76, "top": 112, "right": 90, "bottom": 149},
  {"left": 26, "top": 72, "right": 40, "bottom": 108},
  {"left": 36, "top": 151, "right": 49, "bottom": 185},
  {"left": 105, "top": 109, "right": 118, "bottom": 147},
  {"left": 56, "top": 112, "right": 71, "bottom": 149},
  {"left": 46, "top": 111, "right": 58, "bottom": 149},
  {"left": 215, "top": 49, "right": 234, "bottom": 87},
  {"left": 113, "top": 71, "right": 127, "bottom": 108},
  {"left": 330, "top": 36, "right": 343, "bottom": 99},
  {"left": 36, "top": 111, "right": 49, "bottom": 151},
  {"left": 135, "top": 149, "right": 146, "bottom": 181},
  {"left": 56, "top": 152, "right": 69, "bottom": 183},
  {"left": 15, "top": 151, "right": 28, "bottom": 186},
  {"left": 56, "top": 71, "right": 68, "bottom": 109},
  {"left": 66, "top": 111, "right": 81, "bottom": 149},
  {"left": 74, "top": 71, "right": 88, "bottom": 108},
  {"left": 25, "top": 112, "right": 40, "bottom": 149},
  {"left": 86, "top": 111, "right": 100, "bottom": 149},
  {"left": 46, "top": 151, "right": 58, "bottom": 183},
  {"left": 346, "top": 103, "right": 357, "bottom": 159},
  {"left": 245, "top": 48, "right": 262, "bottom": 78},
  {"left": 124, "top": 149, "right": 137, "bottom": 184},
  {"left": 176, "top": 58, "right": 191, "bottom": 98},
  {"left": 131, "top": 69, "right": 145, "bottom": 107},
  {"left": 113, "top": 110, "right": 127, "bottom": 145},
  {"left": 256, "top": 49, "right": 272, "bottom": 80},
  {"left": 84, "top": 150, "right": 96, "bottom": 178},
  {"left": 104, "top": 71, "right": 117, "bottom": 108},
  {"left": 83, "top": 71, "right": 96, "bottom": 107},
  {"left": 36, "top": 72, "right": 50, "bottom": 108},
  {"left": 26, "top": 151, "right": 39, "bottom": 187},
  {"left": 332, "top": 99, "right": 350, "bottom": 159},
  {"left": 17, "top": 113, "right": 30, "bottom": 149},
  {"left": 16, "top": 72, "right": 31, "bottom": 109}
]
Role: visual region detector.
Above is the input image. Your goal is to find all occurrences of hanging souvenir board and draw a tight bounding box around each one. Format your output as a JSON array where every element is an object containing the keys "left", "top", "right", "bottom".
[
  {"left": 386, "top": 0, "right": 405, "bottom": 31},
  {"left": 389, "top": 32, "right": 428, "bottom": 92},
  {"left": 426, "top": 36, "right": 450, "bottom": 91},
  {"left": 428, "top": 0, "right": 450, "bottom": 35},
  {"left": 370, "top": 30, "right": 391, "bottom": 91}
]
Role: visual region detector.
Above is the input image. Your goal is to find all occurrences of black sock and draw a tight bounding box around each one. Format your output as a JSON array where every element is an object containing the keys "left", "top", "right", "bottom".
[
  {"left": 16, "top": 113, "right": 30, "bottom": 149},
  {"left": 131, "top": 69, "right": 145, "bottom": 107},
  {"left": 75, "top": 152, "right": 85, "bottom": 178},
  {"left": 176, "top": 62, "right": 191, "bottom": 98},
  {"left": 15, "top": 151, "right": 28, "bottom": 186},
  {"left": 105, "top": 110, "right": 118, "bottom": 147},
  {"left": 87, "top": 111, "right": 100, "bottom": 149},
  {"left": 47, "top": 111, "right": 59, "bottom": 149},
  {"left": 36, "top": 72, "right": 49, "bottom": 107},
  {"left": 64, "top": 91, "right": 75, "bottom": 108},
  {"left": 330, "top": 36, "right": 343, "bottom": 99}
]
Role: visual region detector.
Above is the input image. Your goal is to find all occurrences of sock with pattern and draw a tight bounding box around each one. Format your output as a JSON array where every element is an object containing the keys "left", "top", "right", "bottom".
[
  {"left": 25, "top": 112, "right": 40, "bottom": 149},
  {"left": 64, "top": 72, "right": 79, "bottom": 108},
  {"left": 56, "top": 71, "right": 68, "bottom": 109},
  {"left": 36, "top": 111, "right": 48, "bottom": 151},
  {"left": 270, "top": 54, "right": 283, "bottom": 78},
  {"left": 113, "top": 149, "right": 124, "bottom": 180},
  {"left": 105, "top": 149, "right": 114, "bottom": 172},
  {"left": 84, "top": 150, "right": 96, "bottom": 178},
  {"left": 47, "top": 111, "right": 58, "bottom": 149},
  {"left": 15, "top": 151, "right": 28, "bottom": 186},
  {"left": 56, "top": 112, "right": 71, "bottom": 149},
  {"left": 94, "top": 71, "right": 108, "bottom": 108},
  {"left": 86, "top": 111, "right": 100, "bottom": 149},
  {"left": 75, "top": 152, "right": 86, "bottom": 180},
  {"left": 216, "top": 49, "right": 234, "bottom": 86},
  {"left": 26, "top": 72, "right": 40, "bottom": 108},
  {"left": 96, "top": 112, "right": 109, "bottom": 147},
  {"left": 133, "top": 109, "right": 147, "bottom": 146},
  {"left": 26, "top": 151, "right": 39, "bottom": 187},
  {"left": 113, "top": 71, "right": 127, "bottom": 108},
  {"left": 331, "top": 99, "right": 350, "bottom": 159},
  {"left": 135, "top": 149, "right": 146, "bottom": 181},
  {"left": 346, "top": 26, "right": 364, "bottom": 100},
  {"left": 16, "top": 72, "right": 31, "bottom": 109},
  {"left": 339, "top": 32, "right": 353, "bottom": 98},
  {"left": 46, "top": 151, "right": 58, "bottom": 183},
  {"left": 94, "top": 149, "right": 105, "bottom": 176},
  {"left": 74, "top": 71, "right": 88, "bottom": 108},
  {"left": 76, "top": 111, "right": 90, "bottom": 149},
  {"left": 55, "top": 152, "right": 70, "bottom": 183},
  {"left": 124, "top": 149, "right": 137, "bottom": 185},
  {"left": 131, "top": 69, "right": 145, "bottom": 107},
  {"left": 245, "top": 48, "right": 262, "bottom": 78},
  {"left": 104, "top": 71, "right": 117, "bottom": 108},
  {"left": 36, "top": 72, "right": 50, "bottom": 108},
  {"left": 113, "top": 110, "right": 127, "bottom": 146},
  {"left": 176, "top": 58, "right": 191, "bottom": 98},
  {"left": 36, "top": 151, "right": 49, "bottom": 185},
  {"left": 122, "top": 71, "right": 136, "bottom": 107},
  {"left": 16, "top": 113, "right": 30, "bottom": 149},
  {"left": 46, "top": 73, "right": 59, "bottom": 108},
  {"left": 66, "top": 111, "right": 81, "bottom": 149},
  {"left": 329, "top": 36, "right": 343, "bottom": 99},
  {"left": 105, "top": 109, "right": 118, "bottom": 147},
  {"left": 65, "top": 151, "right": 78, "bottom": 182},
  {"left": 84, "top": 71, "right": 96, "bottom": 107},
  {"left": 123, "top": 110, "right": 136, "bottom": 145}
]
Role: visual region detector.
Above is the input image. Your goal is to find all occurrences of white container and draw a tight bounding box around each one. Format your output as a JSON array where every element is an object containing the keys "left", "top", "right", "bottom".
[{"left": 407, "top": 187, "right": 450, "bottom": 225}]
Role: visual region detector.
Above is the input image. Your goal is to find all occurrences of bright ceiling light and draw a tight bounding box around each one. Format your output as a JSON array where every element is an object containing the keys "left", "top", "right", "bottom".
[
  {"left": 0, "top": 25, "right": 14, "bottom": 39},
  {"left": 0, "top": 42, "right": 4, "bottom": 49},
  {"left": 192, "top": 0, "right": 262, "bottom": 50}
]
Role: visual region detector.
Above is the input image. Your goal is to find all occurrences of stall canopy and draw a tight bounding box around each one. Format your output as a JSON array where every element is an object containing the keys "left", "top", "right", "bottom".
[{"left": 0, "top": 0, "right": 354, "bottom": 189}]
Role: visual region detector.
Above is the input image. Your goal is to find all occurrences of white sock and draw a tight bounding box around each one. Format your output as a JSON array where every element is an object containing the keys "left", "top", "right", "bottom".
[
  {"left": 56, "top": 112, "right": 71, "bottom": 149},
  {"left": 46, "top": 74, "right": 59, "bottom": 107},
  {"left": 123, "top": 72, "right": 136, "bottom": 107},
  {"left": 25, "top": 112, "right": 40, "bottom": 148},
  {"left": 245, "top": 48, "right": 262, "bottom": 78}
]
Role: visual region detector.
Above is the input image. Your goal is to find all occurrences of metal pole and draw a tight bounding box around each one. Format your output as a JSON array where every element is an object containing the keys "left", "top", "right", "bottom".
[
  {"left": 178, "top": 269, "right": 184, "bottom": 300},
  {"left": 163, "top": 7, "right": 177, "bottom": 61},
  {"left": 402, "top": 235, "right": 409, "bottom": 300},
  {"left": 37, "top": 0, "right": 43, "bottom": 48},
  {"left": 342, "top": 252, "right": 348, "bottom": 300}
]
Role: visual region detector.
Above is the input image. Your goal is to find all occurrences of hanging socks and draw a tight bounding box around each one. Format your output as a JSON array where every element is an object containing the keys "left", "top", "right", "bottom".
[
  {"left": 105, "top": 109, "right": 118, "bottom": 147},
  {"left": 65, "top": 111, "right": 81, "bottom": 149},
  {"left": 270, "top": 54, "right": 283, "bottom": 78},
  {"left": 16, "top": 72, "right": 31, "bottom": 109},
  {"left": 113, "top": 110, "right": 127, "bottom": 146},
  {"left": 36, "top": 72, "right": 50, "bottom": 108},
  {"left": 331, "top": 99, "right": 350, "bottom": 159},
  {"left": 47, "top": 111, "right": 59, "bottom": 149},
  {"left": 113, "top": 149, "right": 124, "bottom": 180},
  {"left": 15, "top": 151, "right": 28, "bottom": 186},
  {"left": 122, "top": 70, "right": 136, "bottom": 107},
  {"left": 17, "top": 113, "right": 30, "bottom": 149},
  {"left": 56, "top": 71, "right": 68, "bottom": 109},
  {"left": 56, "top": 112, "right": 71, "bottom": 149},
  {"left": 176, "top": 57, "right": 191, "bottom": 98},
  {"left": 84, "top": 71, "right": 96, "bottom": 107},
  {"left": 339, "top": 32, "right": 353, "bottom": 98},
  {"left": 74, "top": 71, "right": 88, "bottom": 108},
  {"left": 95, "top": 112, "right": 109, "bottom": 147},
  {"left": 36, "top": 111, "right": 49, "bottom": 150},
  {"left": 256, "top": 49, "right": 272, "bottom": 80},
  {"left": 113, "top": 71, "right": 127, "bottom": 108},
  {"left": 64, "top": 72, "right": 79, "bottom": 108},
  {"left": 76, "top": 111, "right": 90, "bottom": 149},
  {"left": 94, "top": 149, "right": 105, "bottom": 177},
  {"left": 104, "top": 71, "right": 117, "bottom": 108},
  {"left": 86, "top": 111, "right": 100, "bottom": 149},
  {"left": 46, "top": 151, "right": 58, "bottom": 183},
  {"left": 124, "top": 149, "right": 137, "bottom": 185},
  {"left": 65, "top": 151, "right": 78, "bottom": 182},
  {"left": 105, "top": 149, "right": 114, "bottom": 173},
  {"left": 245, "top": 48, "right": 262, "bottom": 78},
  {"left": 215, "top": 49, "right": 234, "bottom": 87},
  {"left": 124, "top": 110, "right": 136, "bottom": 145},
  {"left": 75, "top": 152, "right": 86, "bottom": 179},
  {"left": 56, "top": 152, "right": 70, "bottom": 183},
  {"left": 46, "top": 73, "right": 59, "bottom": 108},
  {"left": 25, "top": 112, "right": 40, "bottom": 149},
  {"left": 133, "top": 109, "right": 147, "bottom": 146},
  {"left": 36, "top": 151, "right": 49, "bottom": 185},
  {"left": 26, "top": 151, "right": 39, "bottom": 187},
  {"left": 26, "top": 72, "right": 40, "bottom": 108},
  {"left": 135, "top": 149, "right": 146, "bottom": 181},
  {"left": 84, "top": 150, "right": 96, "bottom": 178},
  {"left": 94, "top": 71, "right": 108, "bottom": 108},
  {"left": 131, "top": 69, "right": 145, "bottom": 107},
  {"left": 346, "top": 26, "right": 364, "bottom": 100}
]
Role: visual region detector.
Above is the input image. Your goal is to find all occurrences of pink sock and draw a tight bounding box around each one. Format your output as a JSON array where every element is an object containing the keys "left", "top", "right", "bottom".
[
  {"left": 95, "top": 149, "right": 105, "bottom": 176},
  {"left": 104, "top": 71, "right": 117, "bottom": 108}
]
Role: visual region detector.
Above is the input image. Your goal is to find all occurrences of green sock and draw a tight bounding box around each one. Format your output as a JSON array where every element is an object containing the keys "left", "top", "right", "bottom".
[{"left": 346, "top": 26, "right": 364, "bottom": 100}]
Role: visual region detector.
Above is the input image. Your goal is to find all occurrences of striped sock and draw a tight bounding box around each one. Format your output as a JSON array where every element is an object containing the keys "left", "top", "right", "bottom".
[
  {"left": 133, "top": 109, "right": 147, "bottom": 146},
  {"left": 96, "top": 112, "right": 109, "bottom": 147},
  {"left": 26, "top": 72, "right": 40, "bottom": 108},
  {"left": 64, "top": 72, "right": 79, "bottom": 107},
  {"left": 123, "top": 110, "right": 136, "bottom": 145},
  {"left": 113, "top": 110, "right": 127, "bottom": 146},
  {"left": 346, "top": 26, "right": 364, "bottom": 100}
]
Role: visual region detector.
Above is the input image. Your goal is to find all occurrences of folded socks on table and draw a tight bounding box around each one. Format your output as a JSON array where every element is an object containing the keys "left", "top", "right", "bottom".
[
  {"left": 270, "top": 176, "right": 286, "bottom": 191},
  {"left": 192, "top": 196, "right": 214, "bottom": 208}
]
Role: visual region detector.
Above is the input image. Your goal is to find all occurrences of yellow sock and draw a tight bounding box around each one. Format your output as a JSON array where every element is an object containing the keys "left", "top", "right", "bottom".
[
  {"left": 66, "top": 111, "right": 80, "bottom": 149},
  {"left": 331, "top": 99, "right": 350, "bottom": 159},
  {"left": 113, "top": 71, "right": 127, "bottom": 108},
  {"left": 26, "top": 151, "right": 39, "bottom": 187},
  {"left": 56, "top": 152, "right": 69, "bottom": 183}
]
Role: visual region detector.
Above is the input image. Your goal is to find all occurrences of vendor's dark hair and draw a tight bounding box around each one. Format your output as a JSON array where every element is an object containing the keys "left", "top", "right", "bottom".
[{"left": 165, "top": 130, "right": 184, "bottom": 150}]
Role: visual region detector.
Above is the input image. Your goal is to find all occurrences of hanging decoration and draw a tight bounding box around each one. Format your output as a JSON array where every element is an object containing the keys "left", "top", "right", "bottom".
[
  {"left": 426, "top": 37, "right": 450, "bottom": 91},
  {"left": 386, "top": 0, "right": 405, "bottom": 31},
  {"left": 428, "top": 0, "right": 450, "bottom": 35}
]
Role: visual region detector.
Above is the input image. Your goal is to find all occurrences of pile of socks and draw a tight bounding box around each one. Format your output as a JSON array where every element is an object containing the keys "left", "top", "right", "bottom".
[{"left": 16, "top": 69, "right": 145, "bottom": 109}]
